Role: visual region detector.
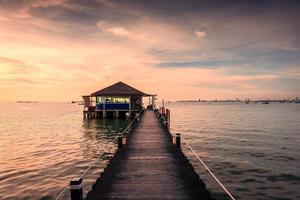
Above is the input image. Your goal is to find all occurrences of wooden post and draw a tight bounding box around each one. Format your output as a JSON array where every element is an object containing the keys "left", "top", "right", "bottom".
[
  {"left": 162, "top": 99, "right": 165, "bottom": 115},
  {"left": 167, "top": 109, "right": 170, "bottom": 129},
  {"left": 70, "top": 178, "right": 83, "bottom": 200},
  {"left": 167, "top": 109, "right": 169, "bottom": 128},
  {"left": 122, "top": 136, "right": 127, "bottom": 145},
  {"left": 176, "top": 133, "right": 181, "bottom": 149},
  {"left": 118, "top": 136, "right": 122, "bottom": 149}
]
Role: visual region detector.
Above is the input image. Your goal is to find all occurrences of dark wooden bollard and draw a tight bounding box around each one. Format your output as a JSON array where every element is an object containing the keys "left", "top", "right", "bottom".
[
  {"left": 70, "top": 178, "right": 83, "bottom": 200},
  {"left": 118, "top": 136, "right": 122, "bottom": 149},
  {"left": 176, "top": 133, "right": 181, "bottom": 149}
]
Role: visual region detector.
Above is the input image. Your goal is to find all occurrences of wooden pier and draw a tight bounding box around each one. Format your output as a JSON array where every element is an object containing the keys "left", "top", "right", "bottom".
[{"left": 85, "top": 110, "right": 212, "bottom": 200}]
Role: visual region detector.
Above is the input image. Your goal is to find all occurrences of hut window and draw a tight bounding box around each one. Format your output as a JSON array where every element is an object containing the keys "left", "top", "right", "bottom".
[{"left": 105, "top": 97, "right": 129, "bottom": 103}]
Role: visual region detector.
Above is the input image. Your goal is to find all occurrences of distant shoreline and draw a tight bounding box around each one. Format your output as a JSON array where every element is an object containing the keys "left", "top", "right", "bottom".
[
  {"left": 175, "top": 99, "right": 299, "bottom": 103},
  {"left": 0, "top": 99, "right": 298, "bottom": 104}
]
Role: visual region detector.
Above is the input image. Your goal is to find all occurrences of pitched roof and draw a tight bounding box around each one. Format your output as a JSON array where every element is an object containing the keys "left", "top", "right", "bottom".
[{"left": 91, "top": 81, "right": 146, "bottom": 96}]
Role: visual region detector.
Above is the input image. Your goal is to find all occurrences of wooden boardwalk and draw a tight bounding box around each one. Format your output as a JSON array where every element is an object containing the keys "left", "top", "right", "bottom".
[{"left": 86, "top": 110, "right": 212, "bottom": 200}]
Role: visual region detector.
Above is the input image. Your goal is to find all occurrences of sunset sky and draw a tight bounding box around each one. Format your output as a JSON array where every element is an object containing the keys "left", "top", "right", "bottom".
[{"left": 0, "top": 0, "right": 299, "bottom": 101}]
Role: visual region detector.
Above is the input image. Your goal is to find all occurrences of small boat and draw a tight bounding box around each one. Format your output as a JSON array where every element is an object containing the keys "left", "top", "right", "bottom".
[{"left": 262, "top": 101, "right": 269, "bottom": 104}]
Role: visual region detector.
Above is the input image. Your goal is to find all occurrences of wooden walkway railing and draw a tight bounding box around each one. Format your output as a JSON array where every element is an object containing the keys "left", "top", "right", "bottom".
[{"left": 84, "top": 110, "right": 212, "bottom": 200}]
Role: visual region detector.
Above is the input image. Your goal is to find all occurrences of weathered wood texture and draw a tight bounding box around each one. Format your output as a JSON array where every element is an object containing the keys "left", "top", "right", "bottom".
[{"left": 86, "top": 110, "right": 212, "bottom": 200}]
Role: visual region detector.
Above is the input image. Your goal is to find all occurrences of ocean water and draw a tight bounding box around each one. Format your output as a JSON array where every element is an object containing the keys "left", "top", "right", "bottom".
[
  {"left": 0, "top": 102, "right": 129, "bottom": 200},
  {"left": 168, "top": 102, "right": 300, "bottom": 200},
  {"left": 0, "top": 102, "right": 299, "bottom": 200}
]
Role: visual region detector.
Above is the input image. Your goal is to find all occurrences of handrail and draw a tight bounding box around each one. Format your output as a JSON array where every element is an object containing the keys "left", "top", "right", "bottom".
[
  {"left": 79, "top": 152, "right": 105, "bottom": 179},
  {"left": 157, "top": 107, "right": 235, "bottom": 199},
  {"left": 55, "top": 110, "right": 143, "bottom": 200},
  {"left": 55, "top": 185, "right": 68, "bottom": 200},
  {"left": 55, "top": 152, "right": 105, "bottom": 200},
  {"left": 112, "top": 111, "right": 142, "bottom": 142},
  {"left": 181, "top": 135, "right": 236, "bottom": 200}
]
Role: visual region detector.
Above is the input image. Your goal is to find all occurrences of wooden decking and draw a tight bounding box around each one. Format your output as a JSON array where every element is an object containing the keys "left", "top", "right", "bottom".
[{"left": 86, "top": 110, "right": 212, "bottom": 200}]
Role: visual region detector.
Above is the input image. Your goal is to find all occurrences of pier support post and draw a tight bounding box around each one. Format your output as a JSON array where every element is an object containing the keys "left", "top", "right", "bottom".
[
  {"left": 103, "top": 111, "right": 107, "bottom": 118},
  {"left": 96, "top": 111, "right": 101, "bottom": 119},
  {"left": 70, "top": 178, "right": 83, "bottom": 200},
  {"left": 118, "top": 136, "right": 123, "bottom": 149},
  {"left": 176, "top": 133, "right": 181, "bottom": 149}
]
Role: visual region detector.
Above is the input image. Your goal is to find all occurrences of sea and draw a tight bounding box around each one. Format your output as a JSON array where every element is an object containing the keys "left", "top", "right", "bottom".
[{"left": 0, "top": 102, "right": 299, "bottom": 200}]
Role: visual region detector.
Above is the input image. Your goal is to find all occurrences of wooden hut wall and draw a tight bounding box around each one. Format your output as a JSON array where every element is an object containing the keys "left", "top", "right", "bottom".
[{"left": 130, "top": 96, "right": 142, "bottom": 110}]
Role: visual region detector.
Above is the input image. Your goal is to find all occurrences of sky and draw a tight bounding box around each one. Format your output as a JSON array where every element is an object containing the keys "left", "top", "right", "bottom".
[{"left": 0, "top": 0, "right": 300, "bottom": 101}]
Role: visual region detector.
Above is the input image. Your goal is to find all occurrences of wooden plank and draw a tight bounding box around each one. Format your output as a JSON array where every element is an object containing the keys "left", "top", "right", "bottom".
[{"left": 86, "top": 110, "right": 212, "bottom": 200}]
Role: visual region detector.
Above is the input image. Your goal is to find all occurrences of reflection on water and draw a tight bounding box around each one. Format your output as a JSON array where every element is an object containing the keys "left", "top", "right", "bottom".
[
  {"left": 81, "top": 118, "right": 129, "bottom": 157},
  {"left": 0, "top": 102, "right": 130, "bottom": 200}
]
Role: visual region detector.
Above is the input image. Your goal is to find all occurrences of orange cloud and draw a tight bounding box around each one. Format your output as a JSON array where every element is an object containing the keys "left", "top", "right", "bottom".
[
  {"left": 195, "top": 30, "right": 206, "bottom": 39},
  {"left": 97, "top": 21, "right": 130, "bottom": 37},
  {"left": 0, "top": 1, "right": 299, "bottom": 101}
]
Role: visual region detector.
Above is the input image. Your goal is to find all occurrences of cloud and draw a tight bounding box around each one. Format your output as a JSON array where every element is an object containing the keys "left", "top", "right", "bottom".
[
  {"left": 157, "top": 59, "right": 243, "bottom": 68},
  {"left": 0, "top": 56, "right": 38, "bottom": 74},
  {"left": 97, "top": 21, "right": 130, "bottom": 37},
  {"left": 1, "top": 0, "right": 300, "bottom": 101},
  {"left": 107, "top": 27, "right": 130, "bottom": 37},
  {"left": 195, "top": 30, "right": 206, "bottom": 38},
  {"left": 28, "top": 4, "right": 99, "bottom": 24},
  {"left": 249, "top": 78, "right": 300, "bottom": 93}
]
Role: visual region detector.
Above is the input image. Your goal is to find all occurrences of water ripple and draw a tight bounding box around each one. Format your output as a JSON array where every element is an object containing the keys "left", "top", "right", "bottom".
[{"left": 171, "top": 102, "right": 300, "bottom": 200}]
